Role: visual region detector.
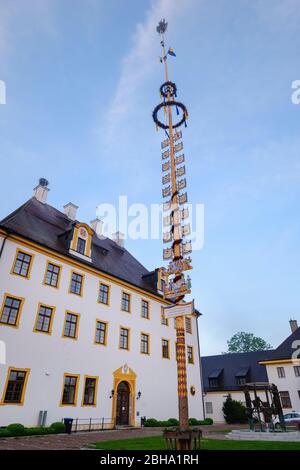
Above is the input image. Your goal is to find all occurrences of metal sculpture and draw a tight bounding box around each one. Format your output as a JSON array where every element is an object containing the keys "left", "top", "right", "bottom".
[{"left": 243, "top": 382, "right": 286, "bottom": 432}]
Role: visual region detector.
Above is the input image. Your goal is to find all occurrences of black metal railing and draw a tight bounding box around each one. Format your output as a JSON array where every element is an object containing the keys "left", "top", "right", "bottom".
[{"left": 62, "top": 417, "right": 115, "bottom": 433}]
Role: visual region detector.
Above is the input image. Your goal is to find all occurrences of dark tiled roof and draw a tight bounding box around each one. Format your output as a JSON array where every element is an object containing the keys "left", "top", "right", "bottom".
[
  {"left": 201, "top": 350, "right": 272, "bottom": 392},
  {"left": 259, "top": 327, "right": 300, "bottom": 362},
  {"left": 0, "top": 197, "right": 160, "bottom": 296}
]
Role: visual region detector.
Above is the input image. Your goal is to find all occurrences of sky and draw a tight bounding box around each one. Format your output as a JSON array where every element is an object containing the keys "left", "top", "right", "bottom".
[{"left": 0, "top": 0, "right": 300, "bottom": 355}]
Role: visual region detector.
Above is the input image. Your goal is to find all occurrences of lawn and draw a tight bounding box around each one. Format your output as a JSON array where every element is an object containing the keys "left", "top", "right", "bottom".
[{"left": 93, "top": 436, "right": 300, "bottom": 451}]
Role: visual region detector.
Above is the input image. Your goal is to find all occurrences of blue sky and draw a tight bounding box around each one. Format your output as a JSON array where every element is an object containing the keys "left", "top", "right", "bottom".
[{"left": 0, "top": 0, "right": 300, "bottom": 355}]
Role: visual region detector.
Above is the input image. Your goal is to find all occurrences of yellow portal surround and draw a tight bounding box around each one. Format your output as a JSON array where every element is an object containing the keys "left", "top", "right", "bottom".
[{"left": 111, "top": 366, "right": 137, "bottom": 427}]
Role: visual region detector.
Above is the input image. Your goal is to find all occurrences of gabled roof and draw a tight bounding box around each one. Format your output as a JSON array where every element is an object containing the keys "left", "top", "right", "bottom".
[
  {"left": 259, "top": 327, "right": 300, "bottom": 362},
  {"left": 201, "top": 350, "right": 271, "bottom": 392},
  {"left": 0, "top": 197, "right": 160, "bottom": 296}
]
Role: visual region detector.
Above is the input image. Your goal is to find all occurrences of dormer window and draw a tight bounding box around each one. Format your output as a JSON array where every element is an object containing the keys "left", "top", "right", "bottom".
[
  {"left": 77, "top": 237, "right": 86, "bottom": 255},
  {"left": 69, "top": 223, "right": 93, "bottom": 262}
]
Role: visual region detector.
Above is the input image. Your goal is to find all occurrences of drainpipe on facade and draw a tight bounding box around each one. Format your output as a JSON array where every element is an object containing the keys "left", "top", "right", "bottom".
[
  {"left": 195, "top": 314, "right": 206, "bottom": 420},
  {"left": 0, "top": 230, "right": 9, "bottom": 260}
]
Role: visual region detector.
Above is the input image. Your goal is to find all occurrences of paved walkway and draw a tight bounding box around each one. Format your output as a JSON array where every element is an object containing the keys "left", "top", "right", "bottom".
[{"left": 0, "top": 424, "right": 247, "bottom": 450}]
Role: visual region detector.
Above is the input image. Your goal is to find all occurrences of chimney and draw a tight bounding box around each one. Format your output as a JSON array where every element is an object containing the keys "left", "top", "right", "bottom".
[
  {"left": 63, "top": 202, "right": 78, "bottom": 221},
  {"left": 90, "top": 218, "right": 104, "bottom": 238},
  {"left": 112, "top": 231, "right": 125, "bottom": 248},
  {"left": 33, "top": 178, "right": 49, "bottom": 204},
  {"left": 289, "top": 319, "right": 298, "bottom": 333}
]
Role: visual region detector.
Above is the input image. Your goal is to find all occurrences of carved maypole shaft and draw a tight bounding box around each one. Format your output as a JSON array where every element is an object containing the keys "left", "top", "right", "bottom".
[{"left": 153, "top": 19, "right": 193, "bottom": 433}]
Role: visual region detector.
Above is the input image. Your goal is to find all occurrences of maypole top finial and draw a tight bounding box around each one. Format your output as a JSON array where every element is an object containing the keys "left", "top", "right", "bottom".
[{"left": 156, "top": 18, "right": 168, "bottom": 35}]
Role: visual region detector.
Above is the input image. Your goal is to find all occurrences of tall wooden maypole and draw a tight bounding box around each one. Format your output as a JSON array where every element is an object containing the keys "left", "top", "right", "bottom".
[{"left": 152, "top": 19, "right": 193, "bottom": 433}]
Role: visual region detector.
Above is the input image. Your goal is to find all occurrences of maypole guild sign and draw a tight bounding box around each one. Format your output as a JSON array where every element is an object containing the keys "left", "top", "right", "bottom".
[{"left": 163, "top": 300, "right": 195, "bottom": 319}]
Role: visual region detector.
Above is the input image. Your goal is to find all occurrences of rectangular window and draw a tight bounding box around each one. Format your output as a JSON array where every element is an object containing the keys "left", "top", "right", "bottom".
[
  {"left": 12, "top": 250, "right": 33, "bottom": 278},
  {"left": 141, "top": 300, "right": 149, "bottom": 319},
  {"left": 161, "top": 307, "right": 169, "bottom": 326},
  {"left": 298, "top": 391, "right": 300, "bottom": 400},
  {"left": 187, "top": 346, "right": 194, "bottom": 364},
  {"left": 205, "top": 402, "right": 213, "bottom": 414},
  {"left": 99, "top": 283, "right": 110, "bottom": 305},
  {"left": 44, "top": 262, "right": 61, "bottom": 288},
  {"left": 119, "top": 327, "right": 130, "bottom": 350},
  {"left": 95, "top": 320, "right": 107, "bottom": 345},
  {"left": 77, "top": 237, "right": 86, "bottom": 255},
  {"left": 294, "top": 366, "right": 300, "bottom": 377},
  {"left": 162, "top": 339, "right": 170, "bottom": 359},
  {"left": 61, "top": 374, "right": 79, "bottom": 405},
  {"left": 70, "top": 272, "right": 83, "bottom": 296},
  {"left": 3, "top": 368, "right": 30, "bottom": 404},
  {"left": 277, "top": 367, "right": 286, "bottom": 378},
  {"left": 280, "top": 391, "right": 292, "bottom": 409},
  {"left": 83, "top": 377, "right": 97, "bottom": 406},
  {"left": 121, "top": 292, "right": 131, "bottom": 312},
  {"left": 63, "top": 312, "right": 79, "bottom": 339},
  {"left": 0, "top": 295, "right": 23, "bottom": 327},
  {"left": 141, "top": 333, "right": 150, "bottom": 354},
  {"left": 209, "top": 378, "right": 219, "bottom": 388},
  {"left": 34, "top": 304, "right": 55, "bottom": 334},
  {"left": 185, "top": 317, "right": 192, "bottom": 334},
  {"left": 236, "top": 377, "right": 246, "bottom": 386}
]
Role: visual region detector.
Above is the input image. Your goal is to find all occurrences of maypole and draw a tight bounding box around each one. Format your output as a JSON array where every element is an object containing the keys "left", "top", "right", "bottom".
[{"left": 152, "top": 19, "right": 194, "bottom": 440}]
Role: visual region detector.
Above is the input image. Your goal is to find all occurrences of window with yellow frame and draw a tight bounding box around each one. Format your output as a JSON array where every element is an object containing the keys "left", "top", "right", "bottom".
[
  {"left": 0, "top": 293, "right": 25, "bottom": 328},
  {"left": 11, "top": 249, "right": 34, "bottom": 279},
  {"left": 62, "top": 311, "right": 80, "bottom": 340},
  {"left": 1, "top": 367, "right": 30, "bottom": 405},
  {"left": 60, "top": 373, "right": 80, "bottom": 406},
  {"left": 82, "top": 376, "right": 98, "bottom": 406}
]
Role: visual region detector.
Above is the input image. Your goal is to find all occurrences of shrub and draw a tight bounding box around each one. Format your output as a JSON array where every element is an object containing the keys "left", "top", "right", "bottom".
[
  {"left": 6, "top": 423, "right": 25, "bottom": 436},
  {"left": 26, "top": 427, "right": 51, "bottom": 436},
  {"left": 166, "top": 418, "right": 179, "bottom": 427},
  {"left": 222, "top": 395, "right": 247, "bottom": 424},
  {"left": 50, "top": 422, "right": 66, "bottom": 433},
  {"left": 203, "top": 418, "right": 213, "bottom": 425},
  {"left": 189, "top": 418, "right": 199, "bottom": 426},
  {"left": 144, "top": 418, "right": 160, "bottom": 427}
]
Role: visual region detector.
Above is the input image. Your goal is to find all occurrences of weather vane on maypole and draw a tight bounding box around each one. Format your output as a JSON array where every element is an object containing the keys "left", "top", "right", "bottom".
[{"left": 152, "top": 19, "right": 194, "bottom": 437}]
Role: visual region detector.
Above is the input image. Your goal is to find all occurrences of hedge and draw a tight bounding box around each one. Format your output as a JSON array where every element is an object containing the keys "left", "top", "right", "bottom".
[
  {"left": 0, "top": 422, "right": 66, "bottom": 438},
  {"left": 144, "top": 417, "right": 213, "bottom": 427}
]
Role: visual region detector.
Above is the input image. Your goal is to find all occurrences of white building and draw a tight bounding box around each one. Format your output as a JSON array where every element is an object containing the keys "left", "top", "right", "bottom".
[
  {"left": 202, "top": 321, "right": 300, "bottom": 423},
  {"left": 0, "top": 181, "right": 203, "bottom": 428}
]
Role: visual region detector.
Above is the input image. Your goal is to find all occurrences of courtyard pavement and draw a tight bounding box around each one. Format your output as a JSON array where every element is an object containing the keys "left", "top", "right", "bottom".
[{"left": 0, "top": 424, "right": 247, "bottom": 450}]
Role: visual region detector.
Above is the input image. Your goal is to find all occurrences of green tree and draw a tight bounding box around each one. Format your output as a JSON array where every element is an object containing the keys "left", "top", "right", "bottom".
[
  {"left": 222, "top": 394, "right": 248, "bottom": 424},
  {"left": 226, "top": 332, "right": 272, "bottom": 353}
]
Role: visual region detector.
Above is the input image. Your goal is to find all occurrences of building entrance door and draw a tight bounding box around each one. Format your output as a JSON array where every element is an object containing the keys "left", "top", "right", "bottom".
[{"left": 116, "top": 381, "right": 130, "bottom": 425}]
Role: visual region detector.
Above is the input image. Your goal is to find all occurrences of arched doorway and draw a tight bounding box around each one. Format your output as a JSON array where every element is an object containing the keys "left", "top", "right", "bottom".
[{"left": 116, "top": 381, "right": 130, "bottom": 425}]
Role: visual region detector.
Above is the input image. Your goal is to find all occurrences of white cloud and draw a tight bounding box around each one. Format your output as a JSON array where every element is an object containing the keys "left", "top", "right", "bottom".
[{"left": 104, "top": 0, "right": 196, "bottom": 142}]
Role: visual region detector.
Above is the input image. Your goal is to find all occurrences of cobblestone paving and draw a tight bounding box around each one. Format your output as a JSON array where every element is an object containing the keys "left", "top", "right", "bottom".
[{"left": 0, "top": 424, "right": 246, "bottom": 450}]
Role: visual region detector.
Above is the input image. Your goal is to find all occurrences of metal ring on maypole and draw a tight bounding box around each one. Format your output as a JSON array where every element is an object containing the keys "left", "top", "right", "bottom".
[
  {"left": 160, "top": 81, "right": 177, "bottom": 98},
  {"left": 152, "top": 101, "right": 188, "bottom": 130}
]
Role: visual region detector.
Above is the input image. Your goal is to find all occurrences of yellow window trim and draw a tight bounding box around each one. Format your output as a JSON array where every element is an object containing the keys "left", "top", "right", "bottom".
[
  {"left": 187, "top": 345, "right": 195, "bottom": 364},
  {"left": 98, "top": 282, "right": 111, "bottom": 306},
  {"left": 68, "top": 270, "right": 85, "bottom": 297},
  {"left": 70, "top": 223, "right": 93, "bottom": 258},
  {"left": 43, "top": 260, "right": 62, "bottom": 289},
  {"left": 81, "top": 375, "right": 99, "bottom": 407},
  {"left": 60, "top": 373, "right": 80, "bottom": 407},
  {"left": 121, "top": 290, "right": 131, "bottom": 313},
  {"left": 94, "top": 319, "right": 109, "bottom": 346},
  {"left": 0, "top": 293, "right": 25, "bottom": 329},
  {"left": 10, "top": 248, "right": 35, "bottom": 280},
  {"left": 62, "top": 310, "right": 80, "bottom": 340},
  {"left": 33, "top": 302, "right": 56, "bottom": 335},
  {"left": 0, "top": 367, "right": 30, "bottom": 406},
  {"left": 141, "top": 298, "right": 150, "bottom": 320},
  {"left": 0, "top": 231, "right": 172, "bottom": 305},
  {"left": 140, "top": 331, "right": 150, "bottom": 355},
  {"left": 162, "top": 338, "right": 170, "bottom": 359},
  {"left": 119, "top": 326, "right": 131, "bottom": 351}
]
